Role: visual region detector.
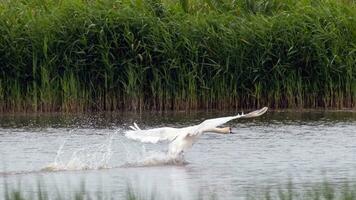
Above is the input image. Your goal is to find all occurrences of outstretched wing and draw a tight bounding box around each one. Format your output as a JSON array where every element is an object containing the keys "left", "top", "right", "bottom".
[
  {"left": 125, "top": 107, "right": 268, "bottom": 143},
  {"left": 191, "top": 107, "right": 268, "bottom": 135},
  {"left": 125, "top": 126, "right": 181, "bottom": 143}
]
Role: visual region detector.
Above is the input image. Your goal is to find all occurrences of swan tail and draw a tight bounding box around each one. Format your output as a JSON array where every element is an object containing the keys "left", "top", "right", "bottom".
[
  {"left": 129, "top": 122, "right": 142, "bottom": 131},
  {"left": 134, "top": 122, "right": 141, "bottom": 130}
]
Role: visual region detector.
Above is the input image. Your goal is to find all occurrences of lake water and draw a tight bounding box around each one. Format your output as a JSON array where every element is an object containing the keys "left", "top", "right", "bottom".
[{"left": 0, "top": 110, "right": 356, "bottom": 199}]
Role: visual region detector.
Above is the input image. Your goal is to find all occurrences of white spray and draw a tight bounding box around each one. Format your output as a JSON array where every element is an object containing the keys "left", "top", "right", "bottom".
[{"left": 42, "top": 134, "right": 114, "bottom": 171}]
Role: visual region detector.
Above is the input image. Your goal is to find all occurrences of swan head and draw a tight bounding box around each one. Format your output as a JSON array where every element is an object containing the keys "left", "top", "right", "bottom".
[{"left": 227, "top": 127, "right": 233, "bottom": 134}]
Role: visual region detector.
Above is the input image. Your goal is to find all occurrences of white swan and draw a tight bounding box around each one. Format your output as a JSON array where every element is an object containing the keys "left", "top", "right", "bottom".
[{"left": 125, "top": 107, "right": 268, "bottom": 159}]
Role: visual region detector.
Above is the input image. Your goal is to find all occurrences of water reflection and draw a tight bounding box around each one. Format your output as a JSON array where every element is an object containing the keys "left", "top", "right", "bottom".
[
  {"left": 0, "top": 110, "right": 355, "bottom": 129},
  {"left": 125, "top": 166, "right": 193, "bottom": 199}
]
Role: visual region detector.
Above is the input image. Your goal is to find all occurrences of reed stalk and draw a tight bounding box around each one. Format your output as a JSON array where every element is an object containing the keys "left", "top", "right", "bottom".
[{"left": 0, "top": 0, "right": 354, "bottom": 112}]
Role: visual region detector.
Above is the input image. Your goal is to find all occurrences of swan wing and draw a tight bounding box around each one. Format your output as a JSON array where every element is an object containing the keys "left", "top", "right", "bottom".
[
  {"left": 125, "top": 127, "right": 181, "bottom": 143},
  {"left": 125, "top": 107, "right": 268, "bottom": 142},
  {"left": 191, "top": 107, "right": 268, "bottom": 135},
  {"left": 239, "top": 106, "right": 268, "bottom": 119}
]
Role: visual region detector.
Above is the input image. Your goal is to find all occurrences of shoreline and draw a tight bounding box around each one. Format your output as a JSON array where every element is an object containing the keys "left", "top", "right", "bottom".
[{"left": 1, "top": 107, "right": 356, "bottom": 115}]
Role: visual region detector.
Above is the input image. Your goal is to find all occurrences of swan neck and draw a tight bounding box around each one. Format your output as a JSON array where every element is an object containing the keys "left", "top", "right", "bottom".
[{"left": 205, "top": 127, "right": 230, "bottom": 134}]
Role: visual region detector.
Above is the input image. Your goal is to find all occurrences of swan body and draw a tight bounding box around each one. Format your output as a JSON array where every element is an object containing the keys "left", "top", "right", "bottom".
[{"left": 125, "top": 107, "right": 268, "bottom": 158}]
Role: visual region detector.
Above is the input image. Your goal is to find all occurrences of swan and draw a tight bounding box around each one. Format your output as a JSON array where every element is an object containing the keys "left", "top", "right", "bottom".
[{"left": 125, "top": 107, "right": 268, "bottom": 159}]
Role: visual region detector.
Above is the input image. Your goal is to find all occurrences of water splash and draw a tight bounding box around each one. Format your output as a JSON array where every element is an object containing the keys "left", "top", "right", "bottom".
[
  {"left": 42, "top": 129, "right": 188, "bottom": 171},
  {"left": 117, "top": 130, "right": 189, "bottom": 167},
  {"left": 42, "top": 134, "right": 113, "bottom": 171},
  {"left": 121, "top": 148, "right": 188, "bottom": 167},
  {"left": 139, "top": 151, "right": 188, "bottom": 166}
]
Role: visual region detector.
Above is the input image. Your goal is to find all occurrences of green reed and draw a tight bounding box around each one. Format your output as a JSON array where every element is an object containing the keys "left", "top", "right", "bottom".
[
  {"left": 0, "top": 0, "right": 355, "bottom": 112},
  {"left": 4, "top": 180, "right": 356, "bottom": 200}
]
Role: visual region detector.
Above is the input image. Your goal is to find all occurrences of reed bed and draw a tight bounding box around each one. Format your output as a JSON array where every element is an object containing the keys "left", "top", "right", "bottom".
[{"left": 0, "top": 0, "right": 355, "bottom": 112}]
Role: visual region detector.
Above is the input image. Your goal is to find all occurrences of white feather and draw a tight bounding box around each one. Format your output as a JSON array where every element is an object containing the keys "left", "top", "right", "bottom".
[
  {"left": 125, "top": 127, "right": 186, "bottom": 144},
  {"left": 124, "top": 107, "right": 268, "bottom": 157},
  {"left": 134, "top": 122, "right": 141, "bottom": 130}
]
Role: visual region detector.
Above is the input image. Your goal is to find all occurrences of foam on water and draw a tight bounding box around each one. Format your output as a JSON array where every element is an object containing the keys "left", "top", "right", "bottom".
[{"left": 121, "top": 150, "right": 188, "bottom": 167}]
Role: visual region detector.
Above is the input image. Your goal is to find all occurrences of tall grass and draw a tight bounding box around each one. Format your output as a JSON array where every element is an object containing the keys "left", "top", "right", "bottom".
[{"left": 0, "top": 0, "right": 355, "bottom": 112}]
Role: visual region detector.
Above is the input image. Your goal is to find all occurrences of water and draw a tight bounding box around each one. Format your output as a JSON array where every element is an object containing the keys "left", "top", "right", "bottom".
[{"left": 0, "top": 110, "right": 356, "bottom": 199}]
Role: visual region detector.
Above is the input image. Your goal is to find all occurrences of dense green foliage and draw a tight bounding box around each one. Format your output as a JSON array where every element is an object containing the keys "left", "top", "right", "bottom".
[{"left": 0, "top": 0, "right": 355, "bottom": 112}]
